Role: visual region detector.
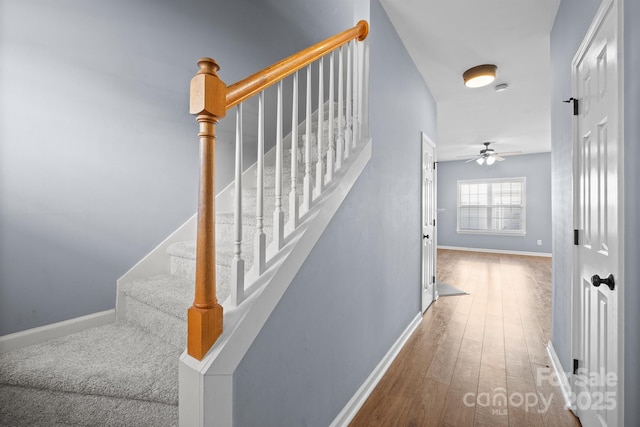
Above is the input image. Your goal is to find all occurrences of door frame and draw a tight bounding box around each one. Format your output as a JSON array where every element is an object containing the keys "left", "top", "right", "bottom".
[
  {"left": 421, "top": 132, "right": 438, "bottom": 313},
  {"left": 570, "top": 0, "right": 625, "bottom": 423}
]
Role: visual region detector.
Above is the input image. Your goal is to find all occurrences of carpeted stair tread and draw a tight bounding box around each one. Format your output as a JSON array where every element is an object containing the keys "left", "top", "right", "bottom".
[
  {"left": 166, "top": 240, "right": 195, "bottom": 260},
  {"left": 0, "top": 323, "right": 181, "bottom": 406},
  {"left": 215, "top": 211, "right": 276, "bottom": 226},
  {"left": 215, "top": 241, "right": 254, "bottom": 268},
  {"left": 0, "top": 384, "right": 177, "bottom": 426},
  {"left": 121, "top": 274, "right": 194, "bottom": 321},
  {"left": 167, "top": 240, "right": 254, "bottom": 271}
]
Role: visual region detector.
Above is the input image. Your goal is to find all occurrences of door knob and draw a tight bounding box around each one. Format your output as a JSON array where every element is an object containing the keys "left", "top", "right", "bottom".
[
  {"left": 591, "top": 274, "right": 615, "bottom": 290},
  {"left": 423, "top": 234, "right": 430, "bottom": 239}
]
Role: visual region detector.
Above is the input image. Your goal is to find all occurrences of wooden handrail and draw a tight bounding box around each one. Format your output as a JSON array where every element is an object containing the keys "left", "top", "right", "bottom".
[
  {"left": 226, "top": 20, "right": 369, "bottom": 109},
  {"left": 187, "top": 20, "right": 369, "bottom": 361}
]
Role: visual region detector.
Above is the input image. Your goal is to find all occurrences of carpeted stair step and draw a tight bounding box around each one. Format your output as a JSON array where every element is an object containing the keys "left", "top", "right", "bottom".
[
  {"left": 241, "top": 190, "right": 296, "bottom": 222},
  {"left": 167, "top": 240, "right": 253, "bottom": 282},
  {"left": 214, "top": 241, "right": 255, "bottom": 269},
  {"left": 167, "top": 240, "right": 198, "bottom": 281},
  {"left": 215, "top": 212, "right": 274, "bottom": 243},
  {"left": 259, "top": 164, "right": 308, "bottom": 188},
  {"left": 119, "top": 272, "right": 210, "bottom": 348},
  {"left": 0, "top": 322, "right": 180, "bottom": 426},
  {"left": 0, "top": 384, "right": 178, "bottom": 427}
]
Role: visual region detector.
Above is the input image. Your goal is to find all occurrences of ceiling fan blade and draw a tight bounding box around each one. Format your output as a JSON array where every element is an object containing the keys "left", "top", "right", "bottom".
[
  {"left": 494, "top": 155, "right": 506, "bottom": 161},
  {"left": 495, "top": 151, "right": 523, "bottom": 157},
  {"left": 464, "top": 156, "right": 481, "bottom": 163}
]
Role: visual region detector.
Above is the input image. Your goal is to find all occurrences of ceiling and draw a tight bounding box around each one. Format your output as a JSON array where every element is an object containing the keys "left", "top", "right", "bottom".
[{"left": 379, "top": 0, "right": 561, "bottom": 161}]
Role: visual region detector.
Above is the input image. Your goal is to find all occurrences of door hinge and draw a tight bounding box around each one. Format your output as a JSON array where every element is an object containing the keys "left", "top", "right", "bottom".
[
  {"left": 433, "top": 161, "right": 437, "bottom": 169},
  {"left": 574, "top": 229, "right": 579, "bottom": 246},
  {"left": 433, "top": 219, "right": 436, "bottom": 227},
  {"left": 432, "top": 275, "right": 436, "bottom": 284},
  {"left": 563, "top": 97, "right": 579, "bottom": 116},
  {"left": 573, "top": 358, "right": 579, "bottom": 375}
]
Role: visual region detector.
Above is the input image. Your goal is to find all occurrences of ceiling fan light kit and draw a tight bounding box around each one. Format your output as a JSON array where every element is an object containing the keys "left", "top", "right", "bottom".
[
  {"left": 463, "top": 64, "right": 497, "bottom": 88},
  {"left": 461, "top": 142, "right": 521, "bottom": 165}
]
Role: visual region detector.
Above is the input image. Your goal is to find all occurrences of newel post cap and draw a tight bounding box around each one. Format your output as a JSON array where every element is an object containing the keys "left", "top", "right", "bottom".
[{"left": 190, "top": 57, "right": 227, "bottom": 118}]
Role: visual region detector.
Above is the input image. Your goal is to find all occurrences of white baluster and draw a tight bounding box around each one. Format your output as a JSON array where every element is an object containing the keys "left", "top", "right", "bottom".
[
  {"left": 353, "top": 41, "right": 359, "bottom": 146},
  {"left": 345, "top": 41, "right": 353, "bottom": 160},
  {"left": 302, "top": 65, "right": 313, "bottom": 213},
  {"left": 287, "top": 71, "right": 299, "bottom": 232},
  {"left": 326, "top": 51, "right": 335, "bottom": 184},
  {"left": 231, "top": 104, "right": 244, "bottom": 306},
  {"left": 337, "top": 46, "right": 344, "bottom": 171},
  {"left": 272, "top": 81, "right": 284, "bottom": 250},
  {"left": 314, "top": 57, "right": 325, "bottom": 199},
  {"left": 254, "top": 91, "right": 266, "bottom": 274}
]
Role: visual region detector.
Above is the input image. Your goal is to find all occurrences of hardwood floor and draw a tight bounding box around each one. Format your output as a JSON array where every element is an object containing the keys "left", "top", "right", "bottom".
[{"left": 350, "top": 249, "right": 581, "bottom": 427}]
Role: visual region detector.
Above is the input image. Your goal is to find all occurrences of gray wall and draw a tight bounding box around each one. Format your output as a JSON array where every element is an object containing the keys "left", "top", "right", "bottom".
[
  {"left": 0, "top": 0, "right": 316, "bottom": 335},
  {"left": 436, "top": 153, "right": 552, "bottom": 254},
  {"left": 233, "top": 0, "right": 437, "bottom": 425},
  {"left": 551, "top": 0, "right": 640, "bottom": 424},
  {"left": 623, "top": 0, "right": 640, "bottom": 424}
]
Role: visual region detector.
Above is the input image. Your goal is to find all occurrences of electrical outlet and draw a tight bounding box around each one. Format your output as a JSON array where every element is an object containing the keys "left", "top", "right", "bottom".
[{"left": 537, "top": 240, "right": 542, "bottom": 245}]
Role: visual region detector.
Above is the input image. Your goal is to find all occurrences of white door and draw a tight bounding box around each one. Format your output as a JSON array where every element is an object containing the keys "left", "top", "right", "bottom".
[
  {"left": 421, "top": 133, "right": 437, "bottom": 313},
  {"left": 572, "top": 0, "right": 621, "bottom": 425}
]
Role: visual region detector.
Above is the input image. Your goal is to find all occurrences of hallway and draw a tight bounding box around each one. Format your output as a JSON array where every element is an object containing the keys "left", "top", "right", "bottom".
[{"left": 350, "top": 249, "right": 580, "bottom": 426}]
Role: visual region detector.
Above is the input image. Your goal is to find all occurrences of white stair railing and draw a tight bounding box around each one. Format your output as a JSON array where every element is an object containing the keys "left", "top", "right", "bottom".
[
  {"left": 302, "top": 64, "right": 313, "bottom": 214},
  {"left": 187, "top": 20, "right": 369, "bottom": 360},
  {"left": 353, "top": 41, "right": 359, "bottom": 144},
  {"left": 326, "top": 52, "right": 335, "bottom": 184},
  {"left": 287, "top": 71, "right": 299, "bottom": 232},
  {"left": 272, "top": 81, "right": 285, "bottom": 250},
  {"left": 253, "top": 92, "right": 266, "bottom": 275},
  {"left": 233, "top": 52, "right": 369, "bottom": 304},
  {"left": 314, "top": 57, "right": 325, "bottom": 199},
  {"left": 230, "top": 104, "right": 244, "bottom": 306},
  {"left": 345, "top": 41, "right": 353, "bottom": 160},
  {"left": 337, "top": 46, "right": 344, "bottom": 172}
]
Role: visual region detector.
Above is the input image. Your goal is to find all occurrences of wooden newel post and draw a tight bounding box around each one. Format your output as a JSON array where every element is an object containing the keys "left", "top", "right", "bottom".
[{"left": 188, "top": 57, "right": 226, "bottom": 360}]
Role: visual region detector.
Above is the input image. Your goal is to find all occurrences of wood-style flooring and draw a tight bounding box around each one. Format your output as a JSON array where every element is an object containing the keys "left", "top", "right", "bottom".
[{"left": 350, "top": 249, "right": 581, "bottom": 427}]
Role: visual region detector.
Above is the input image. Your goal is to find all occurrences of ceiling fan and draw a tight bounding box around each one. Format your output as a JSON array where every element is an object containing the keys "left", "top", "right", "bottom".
[{"left": 459, "top": 142, "right": 522, "bottom": 165}]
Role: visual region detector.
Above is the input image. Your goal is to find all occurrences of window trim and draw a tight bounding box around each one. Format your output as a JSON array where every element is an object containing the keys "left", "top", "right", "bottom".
[{"left": 456, "top": 177, "right": 526, "bottom": 236}]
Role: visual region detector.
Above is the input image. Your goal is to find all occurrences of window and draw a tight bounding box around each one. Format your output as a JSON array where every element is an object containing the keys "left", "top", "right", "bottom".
[{"left": 457, "top": 178, "right": 526, "bottom": 235}]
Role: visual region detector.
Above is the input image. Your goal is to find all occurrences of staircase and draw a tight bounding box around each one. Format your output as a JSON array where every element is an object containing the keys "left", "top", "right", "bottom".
[
  {"left": 0, "top": 115, "right": 359, "bottom": 427},
  {"left": 0, "top": 21, "right": 369, "bottom": 426}
]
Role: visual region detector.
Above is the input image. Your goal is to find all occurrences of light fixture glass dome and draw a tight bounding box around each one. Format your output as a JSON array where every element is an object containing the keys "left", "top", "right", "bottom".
[
  {"left": 463, "top": 64, "right": 497, "bottom": 88},
  {"left": 486, "top": 155, "right": 496, "bottom": 165},
  {"left": 476, "top": 157, "right": 485, "bottom": 165}
]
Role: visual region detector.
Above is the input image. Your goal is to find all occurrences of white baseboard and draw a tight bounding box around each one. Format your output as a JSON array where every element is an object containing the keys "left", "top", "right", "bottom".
[
  {"left": 330, "top": 313, "right": 422, "bottom": 427},
  {"left": 0, "top": 310, "right": 116, "bottom": 354},
  {"left": 546, "top": 341, "right": 576, "bottom": 411},
  {"left": 438, "top": 245, "right": 552, "bottom": 258}
]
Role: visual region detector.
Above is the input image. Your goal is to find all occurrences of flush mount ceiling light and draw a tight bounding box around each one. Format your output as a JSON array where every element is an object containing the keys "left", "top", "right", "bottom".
[{"left": 463, "top": 64, "right": 497, "bottom": 88}]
